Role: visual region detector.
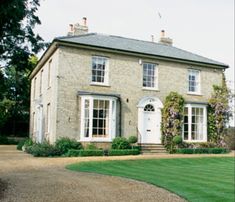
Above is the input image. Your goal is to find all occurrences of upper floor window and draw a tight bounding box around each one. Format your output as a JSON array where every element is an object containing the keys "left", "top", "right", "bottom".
[
  {"left": 33, "top": 77, "right": 37, "bottom": 99},
  {"left": 40, "top": 69, "right": 43, "bottom": 95},
  {"left": 48, "top": 59, "right": 52, "bottom": 88},
  {"left": 143, "top": 63, "right": 158, "bottom": 89},
  {"left": 91, "top": 56, "right": 109, "bottom": 85},
  {"left": 188, "top": 69, "right": 200, "bottom": 93}
]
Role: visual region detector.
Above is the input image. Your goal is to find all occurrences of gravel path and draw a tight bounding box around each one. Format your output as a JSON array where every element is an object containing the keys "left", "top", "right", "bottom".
[{"left": 0, "top": 146, "right": 233, "bottom": 202}]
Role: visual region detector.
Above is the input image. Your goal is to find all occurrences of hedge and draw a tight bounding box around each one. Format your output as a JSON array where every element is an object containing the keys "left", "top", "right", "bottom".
[
  {"left": 176, "top": 148, "right": 229, "bottom": 154},
  {"left": 67, "top": 149, "right": 103, "bottom": 157},
  {"left": 108, "top": 149, "right": 140, "bottom": 156}
]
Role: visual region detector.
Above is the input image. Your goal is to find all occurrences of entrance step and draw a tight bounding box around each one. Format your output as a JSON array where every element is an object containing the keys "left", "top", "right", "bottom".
[{"left": 139, "top": 143, "right": 167, "bottom": 154}]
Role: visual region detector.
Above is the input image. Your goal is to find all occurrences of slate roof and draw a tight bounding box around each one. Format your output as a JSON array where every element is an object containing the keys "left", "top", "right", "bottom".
[{"left": 55, "top": 33, "right": 228, "bottom": 68}]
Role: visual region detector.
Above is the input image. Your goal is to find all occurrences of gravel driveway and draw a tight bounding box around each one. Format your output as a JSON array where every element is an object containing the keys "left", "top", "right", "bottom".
[{"left": 1, "top": 145, "right": 232, "bottom": 202}]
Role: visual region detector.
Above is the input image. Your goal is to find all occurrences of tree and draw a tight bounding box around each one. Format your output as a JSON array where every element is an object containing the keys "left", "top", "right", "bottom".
[
  {"left": 0, "top": 0, "right": 45, "bottom": 136},
  {"left": 0, "top": 0, "right": 45, "bottom": 70}
]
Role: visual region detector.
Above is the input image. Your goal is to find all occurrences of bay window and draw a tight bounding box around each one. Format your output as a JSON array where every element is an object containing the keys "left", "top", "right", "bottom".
[
  {"left": 183, "top": 104, "right": 207, "bottom": 142},
  {"left": 80, "top": 96, "right": 117, "bottom": 141}
]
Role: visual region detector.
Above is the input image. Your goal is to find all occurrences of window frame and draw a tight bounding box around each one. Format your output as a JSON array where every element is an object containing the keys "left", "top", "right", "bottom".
[
  {"left": 48, "top": 59, "right": 52, "bottom": 88},
  {"left": 46, "top": 103, "right": 51, "bottom": 136},
  {"left": 80, "top": 95, "right": 117, "bottom": 142},
  {"left": 182, "top": 104, "right": 207, "bottom": 142},
  {"left": 33, "top": 77, "right": 37, "bottom": 99},
  {"left": 142, "top": 62, "right": 158, "bottom": 90},
  {"left": 90, "top": 56, "right": 109, "bottom": 86},
  {"left": 187, "top": 69, "right": 201, "bottom": 95},
  {"left": 39, "top": 69, "right": 43, "bottom": 95}
]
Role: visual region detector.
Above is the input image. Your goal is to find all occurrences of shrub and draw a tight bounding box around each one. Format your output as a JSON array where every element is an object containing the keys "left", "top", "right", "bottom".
[
  {"left": 55, "top": 137, "right": 82, "bottom": 154},
  {"left": 224, "top": 127, "right": 235, "bottom": 150},
  {"left": 0, "top": 135, "right": 9, "bottom": 144},
  {"left": 176, "top": 148, "right": 229, "bottom": 154},
  {"left": 108, "top": 149, "right": 140, "bottom": 156},
  {"left": 22, "top": 138, "right": 34, "bottom": 151},
  {"left": 198, "top": 142, "right": 217, "bottom": 148},
  {"left": 172, "top": 135, "right": 182, "bottom": 145},
  {"left": 176, "top": 148, "right": 194, "bottom": 154},
  {"left": 67, "top": 149, "right": 80, "bottom": 157},
  {"left": 132, "top": 145, "right": 141, "bottom": 151},
  {"left": 28, "top": 142, "right": 62, "bottom": 157},
  {"left": 111, "top": 137, "right": 130, "bottom": 149},
  {"left": 79, "top": 150, "right": 103, "bottom": 157},
  {"left": 208, "top": 148, "right": 229, "bottom": 154},
  {"left": 85, "top": 143, "right": 98, "bottom": 150},
  {"left": 17, "top": 139, "right": 27, "bottom": 150},
  {"left": 128, "top": 136, "right": 138, "bottom": 144}
]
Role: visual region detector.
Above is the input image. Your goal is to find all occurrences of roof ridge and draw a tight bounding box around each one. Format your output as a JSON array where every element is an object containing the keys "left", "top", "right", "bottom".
[
  {"left": 103, "top": 33, "right": 167, "bottom": 47},
  {"left": 55, "top": 32, "right": 97, "bottom": 40}
]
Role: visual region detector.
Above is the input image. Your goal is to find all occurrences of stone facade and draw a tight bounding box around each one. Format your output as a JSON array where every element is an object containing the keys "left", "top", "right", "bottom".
[{"left": 30, "top": 44, "right": 223, "bottom": 144}]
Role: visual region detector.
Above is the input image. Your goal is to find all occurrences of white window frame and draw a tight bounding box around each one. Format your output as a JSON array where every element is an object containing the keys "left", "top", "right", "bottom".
[
  {"left": 80, "top": 95, "right": 117, "bottom": 142},
  {"left": 182, "top": 104, "right": 207, "bottom": 142},
  {"left": 33, "top": 77, "right": 37, "bottom": 99},
  {"left": 188, "top": 69, "right": 201, "bottom": 95},
  {"left": 39, "top": 69, "right": 43, "bottom": 95},
  {"left": 91, "top": 56, "right": 109, "bottom": 86},
  {"left": 48, "top": 59, "right": 52, "bottom": 88},
  {"left": 46, "top": 103, "right": 51, "bottom": 136},
  {"left": 142, "top": 63, "right": 158, "bottom": 90}
]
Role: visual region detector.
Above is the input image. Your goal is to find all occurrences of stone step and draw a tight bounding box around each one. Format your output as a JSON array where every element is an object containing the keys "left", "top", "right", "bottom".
[
  {"left": 141, "top": 145, "right": 165, "bottom": 148},
  {"left": 139, "top": 143, "right": 167, "bottom": 154}
]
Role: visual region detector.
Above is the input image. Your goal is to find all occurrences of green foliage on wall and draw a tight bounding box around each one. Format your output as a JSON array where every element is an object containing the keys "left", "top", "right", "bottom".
[
  {"left": 208, "top": 74, "right": 233, "bottom": 146},
  {"left": 161, "top": 92, "right": 185, "bottom": 152}
]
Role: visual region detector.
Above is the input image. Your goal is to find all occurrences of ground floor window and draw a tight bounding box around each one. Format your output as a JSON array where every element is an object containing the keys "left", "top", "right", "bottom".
[
  {"left": 183, "top": 104, "right": 207, "bottom": 142},
  {"left": 80, "top": 95, "right": 117, "bottom": 141}
]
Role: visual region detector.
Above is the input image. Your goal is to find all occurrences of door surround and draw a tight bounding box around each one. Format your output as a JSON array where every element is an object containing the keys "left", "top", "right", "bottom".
[{"left": 137, "top": 96, "right": 163, "bottom": 144}]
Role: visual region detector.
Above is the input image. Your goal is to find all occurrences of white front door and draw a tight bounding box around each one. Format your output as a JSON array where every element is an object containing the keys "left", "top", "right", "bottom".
[
  {"left": 137, "top": 97, "right": 163, "bottom": 144},
  {"left": 142, "top": 107, "right": 161, "bottom": 143}
]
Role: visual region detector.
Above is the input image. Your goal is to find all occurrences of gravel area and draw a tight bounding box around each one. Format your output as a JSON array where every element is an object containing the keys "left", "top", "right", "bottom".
[{"left": 0, "top": 145, "right": 233, "bottom": 202}]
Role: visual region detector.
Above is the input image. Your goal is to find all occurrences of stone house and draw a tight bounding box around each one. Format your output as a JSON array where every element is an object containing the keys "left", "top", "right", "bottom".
[{"left": 29, "top": 19, "right": 228, "bottom": 148}]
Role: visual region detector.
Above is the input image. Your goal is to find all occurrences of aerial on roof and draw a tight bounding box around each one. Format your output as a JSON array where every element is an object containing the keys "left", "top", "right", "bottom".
[{"left": 55, "top": 33, "right": 228, "bottom": 68}]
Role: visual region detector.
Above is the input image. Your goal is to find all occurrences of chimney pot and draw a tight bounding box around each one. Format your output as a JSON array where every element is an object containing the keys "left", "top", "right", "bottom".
[
  {"left": 83, "top": 17, "right": 87, "bottom": 26},
  {"left": 69, "top": 24, "right": 74, "bottom": 32},
  {"left": 161, "top": 30, "right": 165, "bottom": 37}
]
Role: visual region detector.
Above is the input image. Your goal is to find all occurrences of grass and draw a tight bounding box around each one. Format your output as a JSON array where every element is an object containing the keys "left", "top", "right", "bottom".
[{"left": 67, "top": 157, "right": 235, "bottom": 202}]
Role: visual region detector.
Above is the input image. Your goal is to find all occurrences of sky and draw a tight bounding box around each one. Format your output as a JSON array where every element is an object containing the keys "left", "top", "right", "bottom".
[{"left": 35, "top": 0, "right": 234, "bottom": 124}]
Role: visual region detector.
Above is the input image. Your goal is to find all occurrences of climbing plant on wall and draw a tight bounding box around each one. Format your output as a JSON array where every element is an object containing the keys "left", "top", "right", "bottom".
[
  {"left": 161, "top": 92, "right": 185, "bottom": 152},
  {"left": 208, "top": 74, "right": 233, "bottom": 146}
]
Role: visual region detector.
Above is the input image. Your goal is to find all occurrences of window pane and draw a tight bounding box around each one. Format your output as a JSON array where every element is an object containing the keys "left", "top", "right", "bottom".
[
  {"left": 143, "top": 63, "right": 157, "bottom": 88},
  {"left": 191, "top": 107, "right": 204, "bottom": 141},
  {"left": 188, "top": 70, "right": 199, "bottom": 92},
  {"left": 92, "top": 56, "right": 107, "bottom": 83},
  {"left": 183, "top": 107, "right": 189, "bottom": 140},
  {"left": 92, "top": 99, "right": 110, "bottom": 138}
]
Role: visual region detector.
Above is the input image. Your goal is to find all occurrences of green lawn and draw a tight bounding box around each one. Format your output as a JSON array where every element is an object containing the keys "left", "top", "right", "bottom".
[{"left": 67, "top": 157, "right": 235, "bottom": 202}]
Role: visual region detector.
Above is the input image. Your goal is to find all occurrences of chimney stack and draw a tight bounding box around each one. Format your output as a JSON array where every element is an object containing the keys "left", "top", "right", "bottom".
[
  {"left": 159, "top": 30, "right": 173, "bottom": 46},
  {"left": 67, "top": 17, "right": 89, "bottom": 36}
]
